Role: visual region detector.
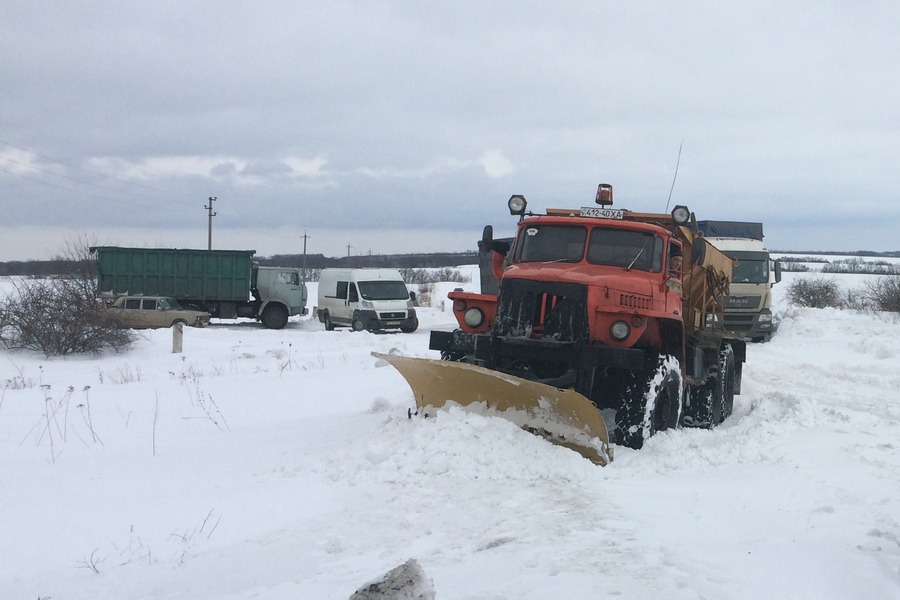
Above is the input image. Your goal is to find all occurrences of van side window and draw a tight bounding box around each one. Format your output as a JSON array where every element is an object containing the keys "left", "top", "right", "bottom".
[
  {"left": 143, "top": 299, "right": 159, "bottom": 310},
  {"left": 124, "top": 298, "right": 141, "bottom": 310},
  {"left": 336, "top": 281, "right": 348, "bottom": 300},
  {"left": 349, "top": 283, "right": 359, "bottom": 303}
]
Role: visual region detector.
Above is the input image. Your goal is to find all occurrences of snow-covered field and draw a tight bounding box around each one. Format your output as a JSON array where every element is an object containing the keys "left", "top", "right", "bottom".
[{"left": 2, "top": 267, "right": 900, "bottom": 599}]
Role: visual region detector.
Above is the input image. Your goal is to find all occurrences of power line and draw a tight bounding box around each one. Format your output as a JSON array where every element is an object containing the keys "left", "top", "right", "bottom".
[
  {"left": 0, "top": 154, "right": 179, "bottom": 205},
  {"left": 0, "top": 139, "right": 189, "bottom": 200}
]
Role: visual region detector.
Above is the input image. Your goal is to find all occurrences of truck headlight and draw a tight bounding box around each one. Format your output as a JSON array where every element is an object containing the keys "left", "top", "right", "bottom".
[
  {"left": 758, "top": 313, "right": 772, "bottom": 322},
  {"left": 362, "top": 301, "right": 374, "bottom": 309},
  {"left": 610, "top": 320, "right": 630, "bottom": 340},
  {"left": 464, "top": 308, "right": 484, "bottom": 327}
]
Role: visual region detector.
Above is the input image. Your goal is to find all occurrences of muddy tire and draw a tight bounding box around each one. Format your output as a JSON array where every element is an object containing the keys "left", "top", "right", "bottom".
[
  {"left": 351, "top": 313, "right": 366, "bottom": 332},
  {"left": 261, "top": 304, "right": 288, "bottom": 329},
  {"left": 400, "top": 317, "right": 418, "bottom": 333},
  {"left": 683, "top": 343, "right": 735, "bottom": 427},
  {"left": 323, "top": 312, "right": 335, "bottom": 331},
  {"left": 614, "top": 354, "right": 683, "bottom": 450}
]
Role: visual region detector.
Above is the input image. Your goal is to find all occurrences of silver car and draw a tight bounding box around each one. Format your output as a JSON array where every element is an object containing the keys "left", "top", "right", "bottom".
[{"left": 104, "top": 296, "right": 211, "bottom": 329}]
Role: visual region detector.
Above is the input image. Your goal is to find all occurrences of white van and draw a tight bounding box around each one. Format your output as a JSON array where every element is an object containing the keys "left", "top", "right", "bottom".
[{"left": 316, "top": 268, "right": 418, "bottom": 333}]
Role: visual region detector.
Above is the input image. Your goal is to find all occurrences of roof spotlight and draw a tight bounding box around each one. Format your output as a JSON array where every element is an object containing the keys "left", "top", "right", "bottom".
[
  {"left": 508, "top": 195, "right": 527, "bottom": 216},
  {"left": 671, "top": 205, "right": 691, "bottom": 225}
]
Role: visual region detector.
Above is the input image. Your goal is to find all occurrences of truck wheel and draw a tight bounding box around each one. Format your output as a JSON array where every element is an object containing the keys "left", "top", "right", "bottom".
[
  {"left": 683, "top": 344, "right": 734, "bottom": 427},
  {"left": 261, "top": 304, "right": 288, "bottom": 329},
  {"left": 400, "top": 317, "right": 419, "bottom": 333},
  {"left": 614, "top": 354, "right": 682, "bottom": 450},
  {"left": 683, "top": 381, "right": 720, "bottom": 428},
  {"left": 323, "top": 312, "right": 335, "bottom": 331},
  {"left": 351, "top": 313, "right": 366, "bottom": 332}
]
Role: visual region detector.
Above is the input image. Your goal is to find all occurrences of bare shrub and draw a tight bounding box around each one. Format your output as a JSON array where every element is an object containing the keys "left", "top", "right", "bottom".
[
  {"left": 865, "top": 275, "right": 900, "bottom": 313},
  {"left": 0, "top": 238, "right": 136, "bottom": 356},
  {"left": 415, "top": 283, "right": 434, "bottom": 307},
  {"left": 785, "top": 276, "right": 843, "bottom": 309},
  {"left": 399, "top": 267, "right": 470, "bottom": 284},
  {"left": 840, "top": 287, "right": 871, "bottom": 312}
]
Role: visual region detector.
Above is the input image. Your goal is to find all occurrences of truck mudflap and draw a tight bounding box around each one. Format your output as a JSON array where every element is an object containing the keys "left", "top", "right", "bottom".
[{"left": 373, "top": 352, "right": 613, "bottom": 466}]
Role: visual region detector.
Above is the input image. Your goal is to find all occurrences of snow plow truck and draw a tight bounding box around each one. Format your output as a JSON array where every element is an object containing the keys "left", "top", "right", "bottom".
[{"left": 376, "top": 184, "right": 744, "bottom": 465}]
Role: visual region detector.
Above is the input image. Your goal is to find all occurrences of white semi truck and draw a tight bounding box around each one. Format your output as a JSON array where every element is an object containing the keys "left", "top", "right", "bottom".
[{"left": 697, "top": 221, "right": 782, "bottom": 342}]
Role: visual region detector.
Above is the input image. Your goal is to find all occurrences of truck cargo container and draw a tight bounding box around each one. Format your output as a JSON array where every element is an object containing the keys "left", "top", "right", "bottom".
[{"left": 91, "top": 247, "right": 307, "bottom": 329}]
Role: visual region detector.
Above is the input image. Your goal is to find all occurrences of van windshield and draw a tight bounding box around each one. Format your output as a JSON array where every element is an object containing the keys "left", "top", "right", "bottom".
[{"left": 357, "top": 281, "right": 410, "bottom": 301}]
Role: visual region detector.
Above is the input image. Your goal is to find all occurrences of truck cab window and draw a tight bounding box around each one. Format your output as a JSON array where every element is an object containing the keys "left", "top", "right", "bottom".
[
  {"left": 336, "top": 281, "right": 348, "bottom": 300},
  {"left": 516, "top": 225, "right": 587, "bottom": 263},
  {"left": 587, "top": 228, "right": 662, "bottom": 273},
  {"left": 278, "top": 271, "right": 299, "bottom": 285},
  {"left": 349, "top": 284, "right": 359, "bottom": 303},
  {"left": 668, "top": 243, "right": 683, "bottom": 278},
  {"left": 732, "top": 259, "right": 769, "bottom": 283}
]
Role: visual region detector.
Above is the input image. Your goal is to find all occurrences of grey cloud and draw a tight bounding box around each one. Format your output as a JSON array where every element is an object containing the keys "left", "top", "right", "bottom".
[{"left": 2, "top": 2, "right": 900, "bottom": 261}]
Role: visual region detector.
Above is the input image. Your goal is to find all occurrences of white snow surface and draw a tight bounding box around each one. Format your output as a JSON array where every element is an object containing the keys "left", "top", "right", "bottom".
[{"left": 2, "top": 269, "right": 900, "bottom": 599}]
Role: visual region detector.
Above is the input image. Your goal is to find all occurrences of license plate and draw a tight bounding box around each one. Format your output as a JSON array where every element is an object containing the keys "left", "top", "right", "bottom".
[
  {"left": 386, "top": 321, "right": 401, "bottom": 326},
  {"left": 580, "top": 207, "right": 624, "bottom": 219}
]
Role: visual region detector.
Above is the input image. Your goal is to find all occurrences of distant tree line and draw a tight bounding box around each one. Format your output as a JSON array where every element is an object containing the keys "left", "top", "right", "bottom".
[
  {"left": 773, "top": 250, "right": 900, "bottom": 258},
  {"left": 256, "top": 251, "right": 479, "bottom": 270},
  {"left": 0, "top": 252, "right": 480, "bottom": 277}
]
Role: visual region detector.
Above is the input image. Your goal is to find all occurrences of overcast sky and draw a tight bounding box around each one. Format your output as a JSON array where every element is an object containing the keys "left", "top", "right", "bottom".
[{"left": 2, "top": 2, "right": 899, "bottom": 261}]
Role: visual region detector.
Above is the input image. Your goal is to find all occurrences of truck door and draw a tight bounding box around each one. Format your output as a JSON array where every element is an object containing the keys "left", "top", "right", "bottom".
[
  {"left": 666, "top": 241, "right": 684, "bottom": 315},
  {"left": 271, "top": 270, "right": 304, "bottom": 313}
]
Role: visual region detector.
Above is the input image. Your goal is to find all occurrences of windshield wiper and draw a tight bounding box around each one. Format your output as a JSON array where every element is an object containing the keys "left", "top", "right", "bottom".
[{"left": 625, "top": 239, "right": 651, "bottom": 271}]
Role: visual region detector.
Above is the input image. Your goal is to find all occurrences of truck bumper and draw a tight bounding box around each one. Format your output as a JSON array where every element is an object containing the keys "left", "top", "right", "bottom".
[
  {"left": 722, "top": 308, "right": 774, "bottom": 342},
  {"left": 430, "top": 329, "right": 647, "bottom": 388}
]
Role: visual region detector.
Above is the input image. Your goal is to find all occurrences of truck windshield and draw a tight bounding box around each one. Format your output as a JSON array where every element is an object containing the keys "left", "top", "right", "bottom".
[
  {"left": 516, "top": 225, "right": 587, "bottom": 263},
  {"left": 357, "top": 281, "right": 410, "bottom": 301},
  {"left": 586, "top": 228, "right": 663, "bottom": 272},
  {"left": 732, "top": 258, "right": 769, "bottom": 283}
]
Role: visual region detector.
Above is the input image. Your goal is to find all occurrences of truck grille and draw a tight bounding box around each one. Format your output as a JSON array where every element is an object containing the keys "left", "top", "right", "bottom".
[
  {"left": 619, "top": 293, "right": 651, "bottom": 310},
  {"left": 495, "top": 279, "right": 588, "bottom": 343},
  {"left": 379, "top": 311, "right": 407, "bottom": 320},
  {"left": 723, "top": 314, "right": 755, "bottom": 332}
]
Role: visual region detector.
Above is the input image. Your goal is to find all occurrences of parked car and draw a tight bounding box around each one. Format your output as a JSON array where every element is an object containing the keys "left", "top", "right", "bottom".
[{"left": 103, "top": 296, "right": 211, "bottom": 329}]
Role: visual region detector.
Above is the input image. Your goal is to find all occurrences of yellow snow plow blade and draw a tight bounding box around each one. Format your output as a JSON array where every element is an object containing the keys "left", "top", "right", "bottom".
[{"left": 373, "top": 352, "right": 613, "bottom": 466}]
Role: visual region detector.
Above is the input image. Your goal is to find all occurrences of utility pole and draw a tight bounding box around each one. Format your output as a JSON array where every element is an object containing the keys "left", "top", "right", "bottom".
[
  {"left": 301, "top": 230, "right": 310, "bottom": 282},
  {"left": 205, "top": 197, "right": 217, "bottom": 250},
  {"left": 346, "top": 243, "right": 352, "bottom": 266}
]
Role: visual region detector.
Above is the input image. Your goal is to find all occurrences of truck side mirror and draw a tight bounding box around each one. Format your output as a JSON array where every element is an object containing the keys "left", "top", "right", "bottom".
[
  {"left": 691, "top": 238, "right": 707, "bottom": 266},
  {"left": 480, "top": 225, "right": 510, "bottom": 257},
  {"left": 409, "top": 291, "right": 417, "bottom": 302},
  {"left": 774, "top": 260, "right": 782, "bottom": 284}
]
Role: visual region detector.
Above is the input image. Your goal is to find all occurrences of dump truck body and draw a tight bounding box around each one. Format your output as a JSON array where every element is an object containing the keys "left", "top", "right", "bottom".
[{"left": 91, "top": 246, "right": 307, "bottom": 329}]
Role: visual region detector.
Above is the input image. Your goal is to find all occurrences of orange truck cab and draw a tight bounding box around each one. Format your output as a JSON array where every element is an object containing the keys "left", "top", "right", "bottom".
[{"left": 431, "top": 185, "right": 745, "bottom": 448}]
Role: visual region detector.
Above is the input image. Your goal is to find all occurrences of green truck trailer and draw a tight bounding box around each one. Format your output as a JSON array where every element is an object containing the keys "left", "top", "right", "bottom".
[{"left": 91, "top": 247, "right": 307, "bottom": 329}]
